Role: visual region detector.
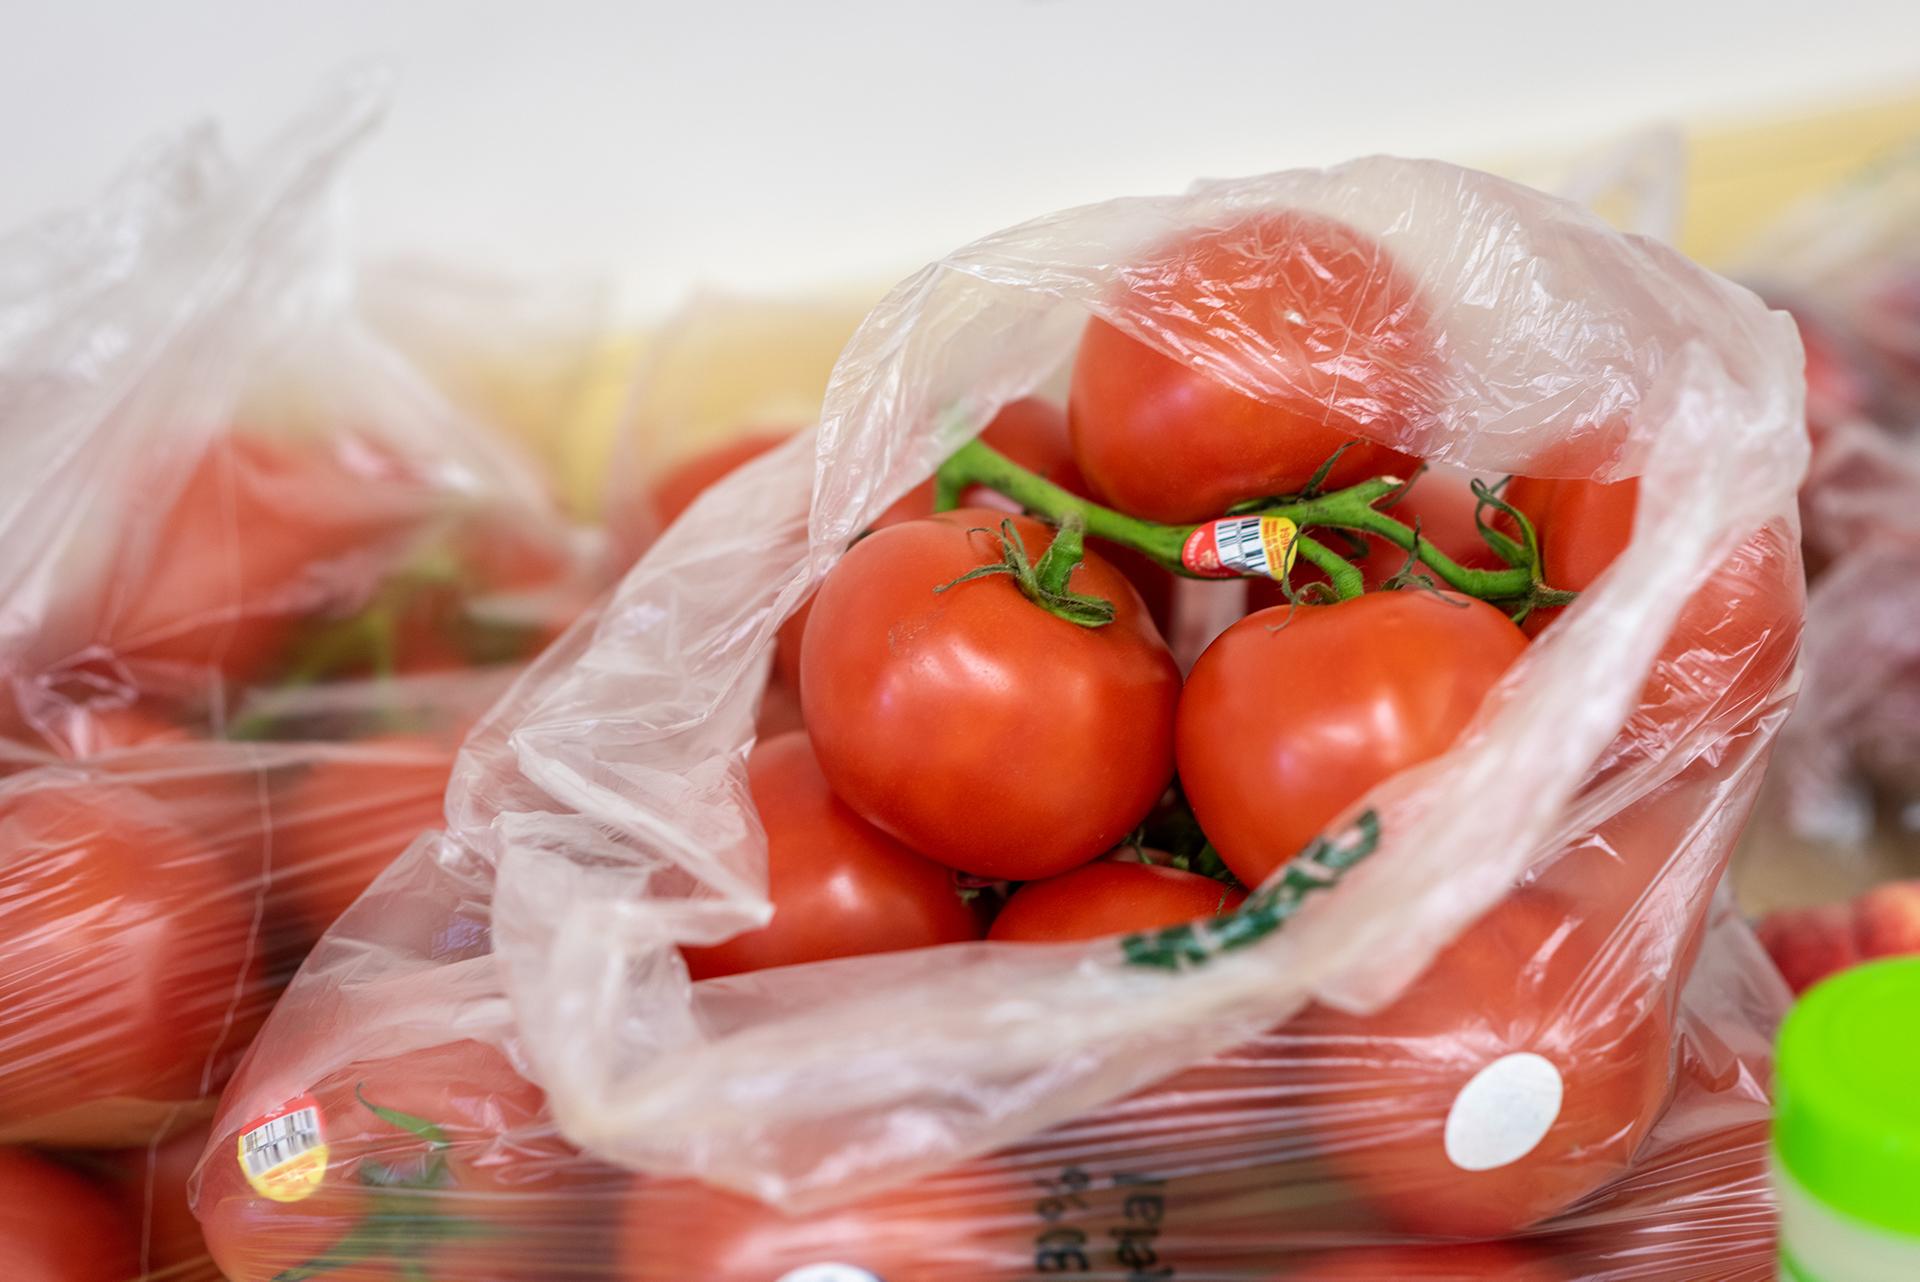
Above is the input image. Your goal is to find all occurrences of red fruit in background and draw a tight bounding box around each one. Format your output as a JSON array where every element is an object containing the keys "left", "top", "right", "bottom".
[
  {"left": 1178, "top": 591, "right": 1528, "bottom": 885},
  {"left": 37, "top": 702, "right": 189, "bottom": 758},
  {"left": 801, "top": 511, "right": 1180, "bottom": 881},
  {"left": 1068, "top": 209, "right": 1429, "bottom": 523},
  {"left": 105, "top": 1119, "right": 221, "bottom": 1281},
  {"left": 105, "top": 432, "right": 413, "bottom": 688},
  {"left": 1285, "top": 888, "right": 1675, "bottom": 1238},
  {"left": 201, "top": 1040, "right": 598, "bottom": 1282},
  {"left": 1756, "top": 880, "right": 1920, "bottom": 994},
  {"left": 1275, "top": 1240, "right": 1565, "bottom": 1280},
  {"left": 0, "top": 784, "right": 260, "bottom": 1144},
  {"left": 988, "top": 860, "right": 1246, "bottom": 943},
  {"left": 267, "top": 734, "right": 456, "bottom": 940},
  {"left": 0, "top": 1146, "right": 138, "bottom": 1282},
  {"left": 683, "top": 732, "right": 981, "bottom": 980},
  {"left": 641, "top": 430, "right": 793, "bottom": 539}
]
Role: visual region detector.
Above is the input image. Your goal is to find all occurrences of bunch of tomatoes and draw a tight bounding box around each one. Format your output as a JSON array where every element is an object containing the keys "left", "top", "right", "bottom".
[
  {"left": 188, "top": 209, "right": 1799, "bottom": 1282},
  {"left": 0, "top": 426, "right": 597, "bottom": 1281}
]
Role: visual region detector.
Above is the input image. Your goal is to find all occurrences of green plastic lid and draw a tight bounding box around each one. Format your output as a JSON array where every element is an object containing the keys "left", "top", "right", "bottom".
[{"left": 1774, "top": 956, "right": 1920, "bottom": 1237}]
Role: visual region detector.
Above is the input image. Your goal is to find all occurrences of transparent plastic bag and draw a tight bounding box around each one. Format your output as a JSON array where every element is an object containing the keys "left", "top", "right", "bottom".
[
  {"left": 0, "top": 65, "right": 605, "bottom": 1179},
  {"left": 203, "top": 154, "right": 1805, "bottom": 1278}
]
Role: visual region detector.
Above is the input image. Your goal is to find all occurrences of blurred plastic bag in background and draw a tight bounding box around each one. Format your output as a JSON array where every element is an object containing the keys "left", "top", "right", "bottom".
[{"left": 0, "top": 72, "right": 610, "bottom": 1280}]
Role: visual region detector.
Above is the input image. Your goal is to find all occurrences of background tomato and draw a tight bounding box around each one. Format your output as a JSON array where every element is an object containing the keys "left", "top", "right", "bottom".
[
  {"left": 1272, "top": 1240, "right": 1566, "bottom": 1279},
  {"left": 684, "top": 731, "right": 982, "bottom": 979},
  {"left": 1503, "top": 476, "right": 1802, "bottom": 774},
  {"left": 1178, "top": 591, "right": 1528, "bottom": 885},
  {"left": 1068, "top": 210, "right": 1430, "bottom": 523},
  {"left": 1285, "top": 887, "right": 1675, "bottom": 1238},
  {"left": 988, "top": 860, "right": 1246, "bottom": 943},
  {"left": 0, "top": 784, "right": 260, "bottom": 1144},
  {"left": 105, "top": 1119, "right": 223, "bottom": 1282},
  {"left": 801, "top": 511, "right": 1179, "bottom": 880},
  {"left": 623, "top": 429, "right": 795, "bottom": 554},
  {"left": 0, "top": 1146, "right": 138, "bottom": 1282},
  {"left": 201, "top": 1039, "right": 608, "bottom": 1282},
  {"left": 266, "top": 734, "right": 456, "bottom": 940},
  {"left": 105, "top": 432, "right": 414, "bottom": 688}
]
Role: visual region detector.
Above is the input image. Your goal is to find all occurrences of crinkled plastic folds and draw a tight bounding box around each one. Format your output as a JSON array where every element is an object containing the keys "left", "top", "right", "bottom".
[
  {"left": 0, "top": 74, "right": 604, "bottom": 1281},
  {"left": 203, "top": 116, "right": 1807, "bottom": 1282}
]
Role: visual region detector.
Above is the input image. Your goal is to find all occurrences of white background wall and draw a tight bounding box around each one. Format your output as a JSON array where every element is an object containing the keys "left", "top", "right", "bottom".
[{"left": 6, "top": 0, "right": 1919, "bottom": 314}]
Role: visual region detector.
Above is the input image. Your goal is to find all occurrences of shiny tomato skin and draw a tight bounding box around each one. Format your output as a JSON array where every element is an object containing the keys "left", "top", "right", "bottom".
[
  {"left": 200, "top": 1040, "right": 595, "bottom": 1282},
  {"left": 1286, "top": 888, "right": 1674, "bottom": 1239},
  {"left": 0, "top": 1146, "right": 138, "bottom": 1282},
  {"left": 267, "top": 734, "right": 455, "bottom": 940},
  {"left": 1068, "top": 210, "right": 1431, "bottom": 523},
  {"left": 1275, "top": 1241, "right": 1566, "bottom": 1279},
  {"left": 0, "top": 785, "right": 259, "bottom": 1143},
  {"left": 1504, "top": 476, "right": 1802, "bottom": 771},
  {"left": 620, "top": 1164, "right": 1029, "bottom": 1282},
  {"left": 988, "top": 861, "right": 1246, "bottom": 943},
  {"left": 801, "top": 510, "right": 1179, "bottom": 881},
  {"left": 1178, "top": 591, "right": 1528, "bottom": 886},
  {"left": 684, "top": 732, "right": 982, "bottom": 979}
]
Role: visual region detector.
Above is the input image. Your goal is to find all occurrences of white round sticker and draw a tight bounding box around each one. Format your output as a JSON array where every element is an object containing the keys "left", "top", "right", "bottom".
[
  {"left": 775, "top": 1267, "right": 884, "bottom": 1282},
  {"left": 1442, "top": 1051, "right": 1564, "bottom": 1172}
]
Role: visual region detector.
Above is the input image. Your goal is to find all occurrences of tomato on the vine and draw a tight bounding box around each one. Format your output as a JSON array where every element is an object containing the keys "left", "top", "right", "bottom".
[
  {"left": 0, "top": 784, "right": 260, "bottom": 1143},
  {"left": 1285, "top": 887, "right": 1674, "bottom": 1238},
  {"left": 1178, "top": 590, "right": 1528, "bottom": 885},
  {"left": 1503, "top": 476, "right": 1801, "bottom": 770},
  {"left": 684, "top": 731, "right": 982, "bottom": 979},
  {"left": 631, "top": 429, "right": 794, "bottom": 550},
  {"left": 801, "top": 510, "right": 1179, "bottom": 880},
  {"left": 989, "top": 860, "right": 1245, "bottom": 943},
  {"left": 1068, "top": 209, "right": 1431, "bottom": 523},
  {"left": 200, "top": 1040, "right": 602, "bottom": 1282},
  {"left": 1248, "top": 469, "right": 1505, "bottom": 608},
  {"left": 0, "top": 1146, "right": 137, "bottom": 1282}
]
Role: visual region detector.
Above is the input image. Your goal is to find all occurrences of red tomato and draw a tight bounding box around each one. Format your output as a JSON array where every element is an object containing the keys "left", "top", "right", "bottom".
[
  {"left": 1503, "top": 477, "right": 1802, "bottom": 772},
  {"left": 268, "top": 734, "right": 456, "bottom": 940},
  {"left": 1286, "top": 888, "right": 1675, "bottom": 1238},
  {"left": 0, "top": 1147, "right": 138, "bottom": 1282},
  {"left": 684, "top": 732, "right": 982, "bottom": 979},
  {"left": 201, "top": 1040, "right": 599, "bottom": 1282},
  {"left": 105, "top": 1119, "right": 222, "bottom": 1281},
  {"left": 988, "top": 861, "right": 1246, "bottom": 943},
  {"left": 106, "top": 432, "right": 412, "bottom": 687},
  {"left": 621, "top": 1164, "right": 1031, "bottom": 1282},
  {"left": 38, "top": 702, "right": 189, "bottom": 758},
  {"left": 632, "top": 430, "right": 793, "bottom": 549},
  {"left": 1178, "top": 591, "right": 1529, "bottom": 886},
  {"left": 775, "top": 399, "right": 1177, "bottom": 704},
  {"left": 386, "top": 512, "right": 588, "bottom": 674},
  {"left": 0, "top": 784, "right": 260, "bottom": 1143},
  {"left": 1248, "top": 470, "right": 1505, "bottom": 608},
  {"left": 1275, "top": 1241, "right": 1565, "bottom": 1280},
  {"left": 1068, "top": 210, "right": 1430, "bottom": 523},
  {"left": 801, "top": 511, "right": 1180, "bottom": 880}
]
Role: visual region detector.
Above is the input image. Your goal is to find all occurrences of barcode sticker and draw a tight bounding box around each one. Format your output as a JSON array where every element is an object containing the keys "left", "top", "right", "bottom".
[
  {"left": 1180, "top": 516, "right": 1299, "bottom": 581},
  {"left": 236, "top": 1093, "right": 329, "bottom": 1203}
]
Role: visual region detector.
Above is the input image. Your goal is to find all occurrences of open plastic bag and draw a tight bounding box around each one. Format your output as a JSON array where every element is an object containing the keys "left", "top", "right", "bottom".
[
  {"left": 0, "top": 62, "right": 605, "bottom": 1186},
  {"left": 201, "top": 151, "right": 1805, "bottom": 1278}
]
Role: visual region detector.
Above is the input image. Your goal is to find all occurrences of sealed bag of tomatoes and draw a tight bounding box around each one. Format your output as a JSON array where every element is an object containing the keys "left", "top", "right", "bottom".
[
  {"left": 0, "top": 71, "right": 605, "bottom": 1177},
  {"left": 201, "top": 151, "right": 1806, "bottom": 1280}
]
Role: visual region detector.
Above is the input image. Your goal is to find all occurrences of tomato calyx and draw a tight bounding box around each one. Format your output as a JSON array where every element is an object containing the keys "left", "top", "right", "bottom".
[
  {"left": 933, "top": 514, "right": 1117, "bottom": 628},
  {"left": 1120, "top": 808, "right": 1381, "bottom": 970},
  {"left": 933, "top": 437, "right": 1580, "bottom": 616}
]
